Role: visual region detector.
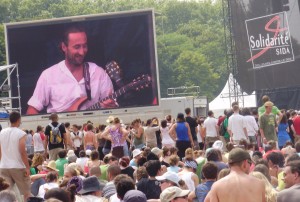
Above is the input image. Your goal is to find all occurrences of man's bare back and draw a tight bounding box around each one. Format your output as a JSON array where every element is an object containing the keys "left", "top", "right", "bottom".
[{"left": 205, "top": 171, "right": 265, "bottom": 202}]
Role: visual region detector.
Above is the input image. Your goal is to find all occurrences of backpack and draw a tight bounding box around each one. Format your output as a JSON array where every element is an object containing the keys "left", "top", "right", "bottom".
[
  {"left": 219, "top": 120, "right": 227, "bottom": 136},
  {"left": 49, "top": 123, "right": 62, "bottom": 144}
]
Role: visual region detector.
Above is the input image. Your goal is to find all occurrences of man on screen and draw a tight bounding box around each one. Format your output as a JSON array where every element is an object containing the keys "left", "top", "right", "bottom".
[{"left": 27, "top": 26, "right": 117, "bottom": 115}]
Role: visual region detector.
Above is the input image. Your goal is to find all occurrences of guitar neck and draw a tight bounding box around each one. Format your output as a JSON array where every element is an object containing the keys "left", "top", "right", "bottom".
[{"left": 87, "top": 87, "right": 126, "bottom": 110}]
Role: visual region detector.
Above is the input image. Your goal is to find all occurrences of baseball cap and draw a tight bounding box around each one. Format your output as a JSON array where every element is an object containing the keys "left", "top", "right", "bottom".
[
  {"left": 123, "top": 190, "right": 147, "bottom": 202},
  {"left": 160, "top": 186, "right": 190, "bottom": 202},
  {"left": 228, "top": 148, "right": 251, "bottom": 164},
  {"left": 156, "top": 171, "right": 180, "bottom": 186}
]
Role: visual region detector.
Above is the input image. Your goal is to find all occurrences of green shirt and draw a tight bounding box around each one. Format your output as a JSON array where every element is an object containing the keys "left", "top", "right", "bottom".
[
  {"left": 55, "top": 158, "right": 68, "bottom": 177},
  {"left": 259, "top": 113, "right": 277, "bottom": 141},
  {"left": 100, "top": 164, "right": 109, "bottom": 181},
  {"left": 258, "top": 105, "right": 280, "bottom": 117}
]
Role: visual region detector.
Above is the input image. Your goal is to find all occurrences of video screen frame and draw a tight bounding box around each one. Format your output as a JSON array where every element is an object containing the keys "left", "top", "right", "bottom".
[{"left": 5, "top": 9, "right": 160, "bottom": 116}]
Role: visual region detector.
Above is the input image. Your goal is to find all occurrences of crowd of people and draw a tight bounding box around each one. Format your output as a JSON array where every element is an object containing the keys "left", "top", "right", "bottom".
[{"left": 0, "top": 95, "right": 300, "bottom": 202}]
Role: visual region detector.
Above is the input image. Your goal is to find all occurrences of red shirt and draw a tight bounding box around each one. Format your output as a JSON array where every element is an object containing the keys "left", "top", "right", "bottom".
[
  {"left": 217, "top": 116, "right": 226, "bottom": 126},
  {"left": 293, "top": 116, "right": 300, "bottom": 135}
]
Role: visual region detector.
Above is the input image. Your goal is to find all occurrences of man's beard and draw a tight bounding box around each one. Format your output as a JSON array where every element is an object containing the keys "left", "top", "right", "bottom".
[{"left": 67, "top": 53, "right": 85, "bottom": 66}]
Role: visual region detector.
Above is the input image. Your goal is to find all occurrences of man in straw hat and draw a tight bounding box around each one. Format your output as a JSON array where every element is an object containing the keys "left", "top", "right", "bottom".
[
  {"left": 206, "top": 148, "right": 266, "bottom": 202},
  {"left": 259, "top": 101, "right": 278, "bottom": 146}
]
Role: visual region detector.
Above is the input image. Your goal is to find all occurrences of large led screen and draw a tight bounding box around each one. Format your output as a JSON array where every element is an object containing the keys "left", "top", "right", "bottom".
[{"left": 5, "top": 9, "right": 159, "bottom": 115}]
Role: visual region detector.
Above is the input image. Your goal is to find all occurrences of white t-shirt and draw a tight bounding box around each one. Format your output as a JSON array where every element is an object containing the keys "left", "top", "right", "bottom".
[
  {"left": 228, "top": 113, "right": 247, "bottom": 140},
  {"left": 37, "top": 182, "right": 59, "bottom": 198},
  {"left": 71, "top": 131, "right": 83, "bottom": 148},
  {"left": 0, "top": 127, "right": 26, "bottom": 168},
  {"left": 76, "top": 157, "right": 89, "bottom": 170},
  {"left": 244, "top": 115, "right": 258, "bottom": 137},
  {"left": 196, "top": 125, "right": 202, "bottom": 143},
  {"left": 33, "top": 132, "right": 44, "bottom": 152},
  {"left": 203, "top": 117, "right": 218, "bottom": 137},
  {"left": 160, "top": 127, "right": 175, "bottom": 145}
]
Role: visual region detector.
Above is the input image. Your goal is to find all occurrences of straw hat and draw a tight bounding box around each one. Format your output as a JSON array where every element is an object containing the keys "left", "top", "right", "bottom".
[{"left": 46, "top": 160, "right": 59, "bottom": 172}]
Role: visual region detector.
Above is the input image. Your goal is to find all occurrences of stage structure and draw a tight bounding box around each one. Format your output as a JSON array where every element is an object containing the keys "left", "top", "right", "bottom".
[
  {"left": 227, "top": 0, "right": 300, "bottom": 109},
  {"left": 0, "top": 64, "right": 21, "bottom": 114}
]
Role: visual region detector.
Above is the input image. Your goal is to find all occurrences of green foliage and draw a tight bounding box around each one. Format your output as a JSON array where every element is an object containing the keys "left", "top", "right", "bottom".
[{"left": 0, "top": 0, "right": 227, "bottom": 101}]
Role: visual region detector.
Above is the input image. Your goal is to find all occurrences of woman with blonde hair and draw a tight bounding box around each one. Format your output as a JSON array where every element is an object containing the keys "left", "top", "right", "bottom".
[
  {"left": 32, "top": 153, "right": 44, "bottom": 174},
  {"left": 250, "top": 171, "right": 277, "bottom": 202}
]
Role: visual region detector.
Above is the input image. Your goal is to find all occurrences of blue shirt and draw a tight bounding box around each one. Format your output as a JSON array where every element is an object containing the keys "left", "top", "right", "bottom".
[{"left": 195, "top": 180, "right": 215, "bottom": 202}]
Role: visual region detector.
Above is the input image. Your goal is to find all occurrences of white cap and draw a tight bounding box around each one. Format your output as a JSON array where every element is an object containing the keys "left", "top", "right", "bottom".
[
  {"left": 151, "top": 147, "right": 162, "bottom": 156},
  {"left": 160, "top": 187, "right": 190, "bottom": 202},
  {"left": 156, "top": 171, "right": 180, "bottom": 186},
  {"left": 67, "top": 150, "right": 75, "bottom": 157},
  {"left": 86, "top": 149, "right": 92, "bottom": 156},
  {"left": 212, "top": 140, "right": 223, "bottom": 151},
  {"left": 132, "top": 149, "right": 142, "bottom": 158}
]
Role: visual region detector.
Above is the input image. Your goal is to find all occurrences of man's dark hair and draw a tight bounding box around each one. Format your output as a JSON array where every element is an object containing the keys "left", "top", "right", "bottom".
[
  {"left": 295, "top": 141, "right": 300, "bottom": 153},
  {"left": 107, "top": 165, "right": 121, "bottom": 178},
  {"left": 44, "top": 188, "right": 71, "bottom": 202},
  {"left": 177, "top": 113, "right": 185, "bottom": 122},
  {"left": 207, "top": 110, "right": 214, "bottom": 117},
  {"left": 287, "top": 160, "right": 300, "bottom": 176},
  {"left": 79, "top": 150, "right": 86, "bottom": 158},
  {"left": 58, "top": 150, "right": 67, "bottom": 159},
  {"left": 161, "top": 120, "right": 167, "bottom": 128},
  {"left": 206, "top": 149, "right": 220, "bottom": 161},
  {"left": 255, "top": 158, "right": 269, "bottom": 168},
  {"left": 242, "top": 108, "right": 251, "bottom": 116},
  {"left": 64, "top": 122, "right": 70, "bottom": 128},
  {"left": 267, "top": 152, "right": 285, "bottom": 167},
  {"left": 253, "top": 164, "right": 271, "bottom": 182},
  {"left": 166, "top": 115, "right": 172, "bottom": 122},
  {"left": 185, "top": 108, "right": 191, "bottom": 115},
  {"left": 202, "top": 162, "right": 218, "bottom": 180},
  {"left": 115, "top": 174, "right": 135, "bottom": 200},
  {"left": 86, "top": 123, "right": 93, "bottom": 131},
  {"left": 9, "top": 111, "right": 21, "bottom": 124},
  {"left": 62, "top": 25, "right": 86, "bottom": 46},
  {"left": 36, "top": 125, "right": 43, "bottom": 132},
  {"left": 145, "top": 160, "right": 161, "bottom": 177},
  {"left": 90, "top": 150, "right": 99, "bottom": 161}
]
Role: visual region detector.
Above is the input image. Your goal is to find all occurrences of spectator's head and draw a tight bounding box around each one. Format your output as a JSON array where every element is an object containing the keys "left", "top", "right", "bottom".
[
  {"left": 253, "top": 164, "right": 271, "bottom": 182},
  {"left": 146, "top": 119, "right": 152, "bottom": 126},
  {"left": 108, "top": 155, "right": 118, "bottom": 165},
  {"left": 44, "top": 188, "right": 71, "bottom": 202},
  {"left": 0, "top": 177, "right": 9, "bottom": 192},
  {"left": 176, "top": 113, "right": 185, "bottom": 123},
  {"left": 89, "top": 166, "right": 101, "bottom": 178},
  {"left": 9, "top": 111, "right": 21, "bottom": 125},
  {"left": 228, "top": 148, "right": 252, "bottom": 174},
  {"left": 226, "top": 142, "right": 234, "bottom": 152},
  {"left": 115, "top": 174, "right": 135, "bottom": 200},
  {"left": 170, "top": 147, "right": 178, "bottom": 155},
  {"left": 185, "top": 108, "right": 191, "bottom": 115},
  {"left": 64, "top": 122, "right": 70, "bottom": 129},
  {"left": 242, "top": 108, "right": 251, "bottom": 116},
  {"left": 267, "top": 152, "right": 285, "bottom": 168},
  {"left": 231, "top": 101, "right": 239, "bottom": 108},
  {"left": 77, "top": 176, "right": 102, "bottom": 196},
  {"left": 86, "top": 123, "right": 93, "bottom": 131},
  {"left": 165, "top": 115, "right": 172, "bottom": 122},
  {"left": 156, "top": 171, "right": 181, "bottom": 191},
  {"left": 206, "top": 149, "right": 220, "bottom": 162},
  {"left": 32, "top": 153, "right": 44, "bottom": 168},
  {"left": 169, "top": 155, "right": 180, "bottom": 167},
  {"left": 119, "top": 156, "right": 130, "bottom": 169},
  {"left": 79, "top": 150, "right": 86, "bottom": 158},
  {"left": 107, "top": 165, "right": 121, "bottom": 181},
  {"left": 295, "top": 141, "right": 300, "bottom": 153},
  {"left": 232, "top": 105, "right": 239, "bottom": 112},
  {"left": 267, "top": 140, "right": 277, "bottom": 150},
  {"left": 145, "top": 160, "right": 162, "bottom": 177},
  {"left": 207, "top": 110, "right": 214, "bottom": 117},
  {"left": 238, "top": 139, "right": 248, "bottom": 150},
  {"left": 160, "top": 187, "right": 190, "bottom": 202},
  {"left": 286, "top": 153, "right": 300, "bottom": 165},
  {"left": 46, "top": 172, "right": 58, "bottom": 183},
  {"left": 67, "top": 176, "right": 83, "bottom": 195},
  {"left": 217, "top": 168, "right": 230, "bottom": 180},
  {"left": 36, "top": 125, "right": 43, "bottom": 132},
  {"left": 202, "top": 162, "right": 218, "bottom": 180},
  {"left": 184, "top": 160, "right": 198, "bottom": 172},
  {"left": 151, "top": 147, "right": 163, "bottom": 158},
  {"left": 90, "top": 150, "right": 99, "bottom": 161},
  {"left": 0, "top": 190, "right": 17, "bottom": 202},
  {"left": 184, "top": 148, "right": 194, "bottom": 161},
  {"left": 262, "top": 95, "right": 270, "bottom": 104},
  {"left": 132, "top": 149, "right": 142, "bottom": 160},
  {"left": 58, "top": 150, "right": 67, "bottom": 159},
  {"left": 123, "top": 190, "right": 147, "bottom": 202},
  {"left": 49, "top": 113, "right": 58, "bottom": 122},
  {"left": 161, "top": 120, "right": 167, "bottom": 129},
  {"left": 136, "top": 166, "right": 148, "bottom": 181},
  {"left": 283, "top": 160, "right": 300, "bottom": 188}
]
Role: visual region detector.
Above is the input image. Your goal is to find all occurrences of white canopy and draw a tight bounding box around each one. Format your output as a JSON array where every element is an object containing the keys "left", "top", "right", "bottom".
[
  {"left": 0, "top": 64, "right": 16, "bottom": 72},
  {"left": 209, "top": 74, "right": 256, "bottom": 116}
]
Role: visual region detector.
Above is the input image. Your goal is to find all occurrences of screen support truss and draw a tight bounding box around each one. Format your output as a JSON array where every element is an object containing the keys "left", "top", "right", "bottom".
[{"left": 0, "top": 64, "right": 21, "bottom": 113}]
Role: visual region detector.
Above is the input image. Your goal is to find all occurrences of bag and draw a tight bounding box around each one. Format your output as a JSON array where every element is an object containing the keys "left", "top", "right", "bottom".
[
  {"left": 49, "top": 123, "right": 62, "bottom": 144},
  {"left": 219, "top": 120, "right": 227, "bottom": 136},
  {"left": 112, "top": 146, "right": 124, "bottom": 159}
]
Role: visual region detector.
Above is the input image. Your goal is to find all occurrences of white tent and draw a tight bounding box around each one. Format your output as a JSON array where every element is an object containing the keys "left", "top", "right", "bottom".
[{"left": 209, "top": 74, "right": 256, "bottom": 116}]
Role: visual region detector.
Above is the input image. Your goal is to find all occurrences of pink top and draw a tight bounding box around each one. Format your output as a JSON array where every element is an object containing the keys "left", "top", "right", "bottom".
[{"left": 28, "top": 60, "right": 113, "bottom": 113}]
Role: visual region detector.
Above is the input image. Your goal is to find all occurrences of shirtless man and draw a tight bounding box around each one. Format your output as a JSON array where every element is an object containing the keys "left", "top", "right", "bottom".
[
  {"left": 84, "top": 123, "right": 97, "bottom": 150},
  {"left": 205, "top": 148, "right": 265, "bottom": 202}
]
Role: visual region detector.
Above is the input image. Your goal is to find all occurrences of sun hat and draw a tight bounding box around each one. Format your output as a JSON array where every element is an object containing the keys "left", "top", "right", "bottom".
[
  {"left": 78, "top": 176, "right": 101, "bottom": 194},
  {"left": 160, "top": 186, "right": 190, "bottom": 202},
  {"left": 132, "top": 149, "right": 142, "bottom": 158},
  {"left": 212, "top": 140, "right": 224, "bottom": 151},
  {"left": 106, "top": 116, "right": 115, "bottom": 124},
  {"left": 67, "top": 150, "right": 75, "bottom": 158},
  {"left": 151, "top": 147, "right": 163, "bottom": 156},
  {"left": 228, "top": 148, "right": 251, "bottom": 164},
  {"left": 156, "top": 171, "right": 180, "bottom": 186},
  {"left": 123, "top": 190, "right": 147, "bottom": 202},
  {"left": 46, "top": 160, "right": 59, "bottom": 172}
]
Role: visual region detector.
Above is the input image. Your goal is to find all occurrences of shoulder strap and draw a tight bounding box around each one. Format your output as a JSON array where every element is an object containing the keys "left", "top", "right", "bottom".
[{"left": 83, "top": 62, "right": 91, "bottom": 100}]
